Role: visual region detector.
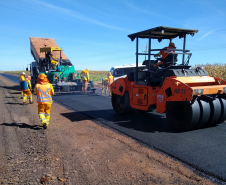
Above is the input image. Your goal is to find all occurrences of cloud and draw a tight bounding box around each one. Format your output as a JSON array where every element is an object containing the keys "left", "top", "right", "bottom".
[
  {"left": 33, "top": 0, "right": 130, "bottom": 32},
  {"left": 198, "top": 30, "right": 215, "bottom": 41}
]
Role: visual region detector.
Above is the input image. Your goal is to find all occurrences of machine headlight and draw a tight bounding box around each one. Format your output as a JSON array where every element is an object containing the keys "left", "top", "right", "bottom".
[{"left": 193, "top": 89, "right": 204, "bottom": 96}]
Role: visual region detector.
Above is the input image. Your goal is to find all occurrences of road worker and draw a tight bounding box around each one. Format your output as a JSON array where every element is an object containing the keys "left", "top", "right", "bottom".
[
  {"left": 108, "top": 72, "right": 114, "bottom": 96},
  {"left": 34, "top": 74, "right": 54, "bottom": 129},
  {"left": 50, "top": 54, "right": 58, "bottom": 70},
  {"left": 80, "top": 68, "right": 89, "bottom": 92},
  {"left": 101, "top": 78, "right": 108, "bottom": 95},
  {"left": 53, "top": 73, "right": 58, "bottom": 82},
  {"left": 154, "top": 42, "right": 176, "bottom": 67},
  {"left": 22, "top": 76, "right": 33, "bottom": 105},
  {"left": 19, "top": 72, "right": 26, "bottom": 99}
]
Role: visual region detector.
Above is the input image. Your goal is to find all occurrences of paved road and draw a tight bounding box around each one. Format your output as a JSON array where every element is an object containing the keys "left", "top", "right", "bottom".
[{"left": 1, "top": 73, "right": 226, "bottom": 182}]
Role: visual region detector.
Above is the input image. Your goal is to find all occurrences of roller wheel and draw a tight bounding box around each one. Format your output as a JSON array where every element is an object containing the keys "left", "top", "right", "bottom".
[
  {"left": 166, "top": 101, "right": 200, "bottom": 131},
  {"left": 206, "top": 98, "right": 221, "bottom": 127},
  {"left": 196, "top": 99, "right": 211, "bottom": 128},
  {"left": 217, "top": 97, "right": 226, "bottom": 124},
  {"left": 112, "top": 91, "right": 132, "bottom": 114}
]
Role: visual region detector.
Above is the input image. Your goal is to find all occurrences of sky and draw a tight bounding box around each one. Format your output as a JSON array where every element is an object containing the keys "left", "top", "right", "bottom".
[{"left": 0, "top": 0, "right": 226, "bottom": 71}]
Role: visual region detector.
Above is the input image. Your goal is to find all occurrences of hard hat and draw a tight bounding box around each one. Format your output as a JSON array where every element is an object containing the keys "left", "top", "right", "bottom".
[
  {"left": 38, "top": 73, "right": 47, "bottom": 80},
  {"left": 22, "top": 72, "right": 26, "bottom": 75},
  {"left": 86, "top": 68, "right": 89, "bottom": 71},
  {"left": 169, "top": 43, "right": 175, "bottom": 47}
]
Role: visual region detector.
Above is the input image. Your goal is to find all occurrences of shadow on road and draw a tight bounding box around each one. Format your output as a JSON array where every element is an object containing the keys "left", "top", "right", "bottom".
[
  {"left": 5, "top": 102, "right": 23, "bottom": 105},
  {"left": 0, "top": 85, "right": 20, "bottom": 91},
  {"left": 9, "top": 92, "right": 21, "bottom": 94},
  {"left": 1, "top": 123, "right": 43, "bottom": 130},
  {"left": 75, "top": 109, "right": 181, "bottom": 134},
  {"left": 60, "top": 112, "right": 90, "bottom": 122}
]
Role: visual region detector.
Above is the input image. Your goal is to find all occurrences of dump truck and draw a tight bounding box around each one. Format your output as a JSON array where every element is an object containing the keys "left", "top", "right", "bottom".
[
  {"left": 110, "top": 26, "right": 226, "bottom": 131},
  {"left": 29, "top": 37, "right": 94, "bottom": 94}
]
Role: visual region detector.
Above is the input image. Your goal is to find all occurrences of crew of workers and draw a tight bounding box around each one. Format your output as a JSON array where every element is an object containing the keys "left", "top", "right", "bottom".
[
  {"left": 19, "top": 72, "right": 54, "bottom": 129},
  {"left": 18, "top": 68, "right": 114, "bottom": 129}
]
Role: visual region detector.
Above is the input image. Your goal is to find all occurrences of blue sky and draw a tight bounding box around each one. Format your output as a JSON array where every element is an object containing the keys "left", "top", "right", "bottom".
[{"left": 0, "top": 0, "right": 226, "bottom": 71}]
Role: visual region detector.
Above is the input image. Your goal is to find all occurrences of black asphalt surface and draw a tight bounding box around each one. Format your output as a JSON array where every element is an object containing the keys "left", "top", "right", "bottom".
[{"left": 1, "top": 73, "right": 226, "bottom": 182}]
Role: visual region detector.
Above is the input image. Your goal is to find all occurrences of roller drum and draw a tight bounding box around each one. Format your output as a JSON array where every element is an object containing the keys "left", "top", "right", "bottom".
[{"left": 166, "top": 100, "right": 200, "bottom": 131}]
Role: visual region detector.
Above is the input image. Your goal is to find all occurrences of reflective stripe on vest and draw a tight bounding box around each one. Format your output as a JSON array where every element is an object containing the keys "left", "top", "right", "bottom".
[{"left": 37, "top": 87, "right": 52, "bottom": 103}]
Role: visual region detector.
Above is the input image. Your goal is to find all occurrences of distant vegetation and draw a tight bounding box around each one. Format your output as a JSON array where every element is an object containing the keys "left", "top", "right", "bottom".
[
  {"left": 195, "top": 64, "right": 226, "bottom": 80},
  {"left": 4, "top": 64, "right": 226, "bottom": 83},
  {"left": 4, "top": 70, "right": 109, "bottom": 84},
  {"left": 4, "top": 70, "right": 31, "bottom": 76},
  {"left": 77, "top": 70, "right": 109, "bottom": 84}
]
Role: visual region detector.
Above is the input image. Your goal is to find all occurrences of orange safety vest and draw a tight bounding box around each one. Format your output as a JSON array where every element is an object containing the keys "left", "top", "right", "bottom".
[
  {"left": 108, "top": 75, "right": 114, "bottom": 85},
  {"left": 36, "top": 83, "right": 53, "bottom": 104},
  {"left": 160, "top": 46, "right": 176, "bottom": 59}
]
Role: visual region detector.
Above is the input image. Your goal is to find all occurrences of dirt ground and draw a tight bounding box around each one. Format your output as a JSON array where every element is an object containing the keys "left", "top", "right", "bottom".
[{"left": 0, "top": 75, "right": 217, "bottom": 185}]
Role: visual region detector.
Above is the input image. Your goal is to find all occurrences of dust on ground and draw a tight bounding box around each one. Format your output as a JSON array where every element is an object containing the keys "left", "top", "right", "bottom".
[{"left": 0, "top": 75, "right": 217, "bottom": 185}]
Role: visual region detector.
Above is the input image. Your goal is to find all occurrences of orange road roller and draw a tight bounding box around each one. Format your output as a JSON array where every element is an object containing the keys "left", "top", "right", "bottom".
[{"left": 110, "top": 26, "right": 226, "bottom": 131}]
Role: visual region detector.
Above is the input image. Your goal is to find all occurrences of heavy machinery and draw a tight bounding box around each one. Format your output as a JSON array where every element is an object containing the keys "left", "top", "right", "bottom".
[
  {"left": 29, "top": 37, "right": 94, "bottom": 94},
  {"left": 110, "top": 26, "right": 226, "bottom": 131}
]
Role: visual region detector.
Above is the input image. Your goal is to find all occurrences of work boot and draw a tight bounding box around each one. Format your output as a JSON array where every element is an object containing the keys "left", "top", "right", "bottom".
[
  {"left": 21, "top": 97, "right": 23, "bottom": 99},
  {"left": 43, "top": 123, "right": 47, "bottom": 129},
  {"left": 29, "top": 101, "right": 34, "bottom": 104},
  {"left": 23, "top": 102, "right": 26, "bottom": 105}
]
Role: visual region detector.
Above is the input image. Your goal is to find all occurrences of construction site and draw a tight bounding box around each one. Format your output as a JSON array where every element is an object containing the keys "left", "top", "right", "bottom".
[{"left": 0, "top": 25, "right": 226, "bottom": 185}]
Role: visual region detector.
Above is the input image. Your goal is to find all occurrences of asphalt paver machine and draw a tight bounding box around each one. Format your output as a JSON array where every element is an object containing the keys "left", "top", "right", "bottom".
[
  {"left": 110, "top": 26, "right": 226, "bottom": 131},
  {"left": 29, "top": 37, "right": 95, "bottom": 94}
]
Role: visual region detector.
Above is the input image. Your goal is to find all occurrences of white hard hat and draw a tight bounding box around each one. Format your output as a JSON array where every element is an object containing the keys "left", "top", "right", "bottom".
[{"left": 22, "top": 72, "right": 26, "bottom": 75}]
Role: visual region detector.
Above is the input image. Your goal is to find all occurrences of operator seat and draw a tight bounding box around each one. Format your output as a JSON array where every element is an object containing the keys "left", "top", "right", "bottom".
[{"left": 161, "top": 53, "right": 178, "bottom": 67}]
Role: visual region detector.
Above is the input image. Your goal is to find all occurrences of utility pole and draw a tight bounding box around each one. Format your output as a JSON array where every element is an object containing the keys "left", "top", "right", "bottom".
[{"left": 142, "top": 44, "right": 148, "bottom": 61}]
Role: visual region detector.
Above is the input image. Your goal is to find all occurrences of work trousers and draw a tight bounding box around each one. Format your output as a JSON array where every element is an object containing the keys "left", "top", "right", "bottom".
[
  {"left": 21, "top": 91, "right": 23, "bottom": 98},
  {"left": 38, "top": 104, "right": 51, "bottom": 126},
  {"left": 20, "top": 83, "right": 23, "bottom": 98},
  {"left": 102, "top": 85, "right": 111, "bottom": 96},
  {"left": 102, "top": 84, "right": 108, "bottom": 95},
  {"left": 82, "top": 80, "right": 88, "bottom": 91},
  {"left": 23, "top": 90, "right": 32, "bottom": 103}
]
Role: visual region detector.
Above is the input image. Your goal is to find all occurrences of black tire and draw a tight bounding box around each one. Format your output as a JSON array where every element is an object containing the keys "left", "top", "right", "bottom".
[
  {"left": 217, "top": 97, "right": 226, "bottom": 124},
  {"left": 112, "top": 91, "right": 132, "bottom": 114},
  {"left": 206, "top": 98, "right": 221, "bottom": 127},
  {"left": 166, "top": 101, "right": 200, "bottom": 131},
  {"left": 196, "top": 99, "right": 211, "bottom": 128}
]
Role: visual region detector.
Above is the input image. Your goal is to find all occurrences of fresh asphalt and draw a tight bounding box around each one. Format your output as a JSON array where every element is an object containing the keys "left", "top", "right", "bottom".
[{"left": 1, "top": 73, "right": 226, "bottom": 182}]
